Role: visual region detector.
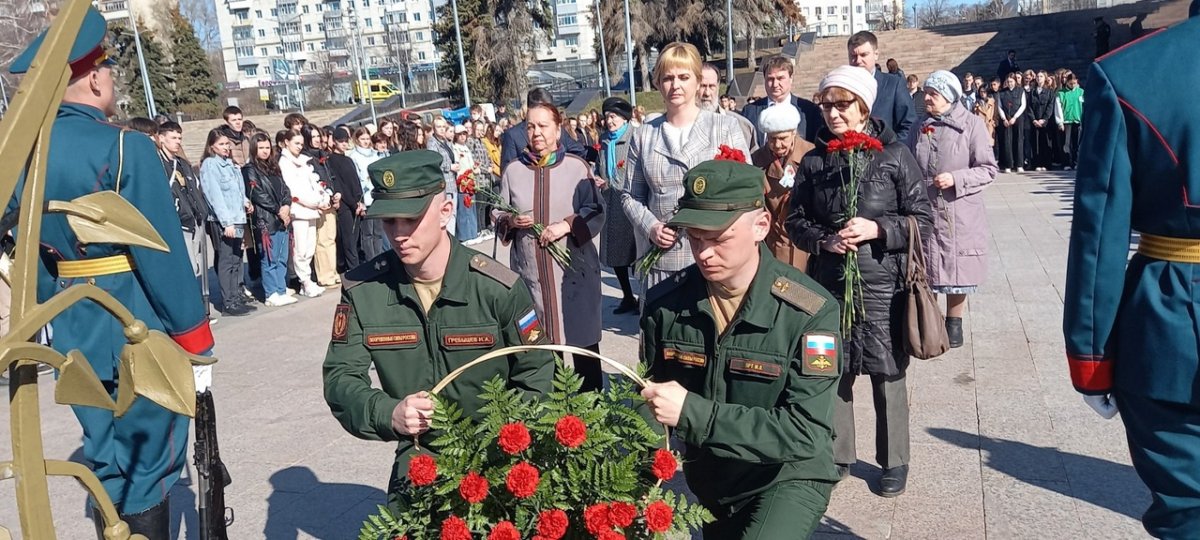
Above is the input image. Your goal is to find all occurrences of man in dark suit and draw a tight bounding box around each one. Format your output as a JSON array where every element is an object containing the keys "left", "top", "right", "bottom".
[
  {"left": 499, "top": 87, "right": 587, "bottom": 169},
  {"left": 739, "top": 56, "right": 823, "bottom": 146},
  {"left": 847, "top": 32, "right": 915, "bottom": 141},
  {"left": 996, "top": 49, "right": 1021, "bottom": 81}
]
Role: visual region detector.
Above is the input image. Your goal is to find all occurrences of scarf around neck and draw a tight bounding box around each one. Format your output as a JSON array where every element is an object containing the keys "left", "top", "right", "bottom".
[
  {"left": 602, "top": 123, "right": 630, "bottom": 179},
  {"left": 520, "top": 145, "right": 565, "bottom": 168}
]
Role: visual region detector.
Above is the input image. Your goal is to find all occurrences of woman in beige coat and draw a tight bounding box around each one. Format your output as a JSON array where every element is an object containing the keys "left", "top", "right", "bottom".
[{"left": 494, "top": 103, "right": 605, "bottom": 391}]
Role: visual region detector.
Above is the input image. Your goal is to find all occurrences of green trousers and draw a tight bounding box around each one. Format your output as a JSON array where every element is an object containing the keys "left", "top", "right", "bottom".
[{"left": 702, "top": 480, "right": 834, "bottom": 539}]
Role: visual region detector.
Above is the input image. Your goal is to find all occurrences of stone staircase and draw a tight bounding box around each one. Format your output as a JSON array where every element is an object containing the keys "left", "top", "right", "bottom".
[{"left": 790, "top": 0, "right": 1191, "bottom": 98}]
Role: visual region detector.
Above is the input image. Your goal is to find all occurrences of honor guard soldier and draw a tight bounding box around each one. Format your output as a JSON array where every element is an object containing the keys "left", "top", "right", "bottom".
[
  {"left": 6, "top": 7, "right": 214, "bottom": 538},
  {"left": 639, "top": 160, "right": 842, "bottom": 539},
  {"left": 1063, "top": 3, "right": 1200, "bottom": 537},
  {"left": 323, "top": 150, "right": 554, "bottom": 512}
]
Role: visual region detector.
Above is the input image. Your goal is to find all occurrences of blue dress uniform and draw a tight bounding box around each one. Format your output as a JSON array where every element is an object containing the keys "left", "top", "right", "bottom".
[
  {"left": 1063, "top": 4, "right": 1200, "bottom": 537},
  {"left": 7, "top": 7, "right": 214, "bottom": 530}
]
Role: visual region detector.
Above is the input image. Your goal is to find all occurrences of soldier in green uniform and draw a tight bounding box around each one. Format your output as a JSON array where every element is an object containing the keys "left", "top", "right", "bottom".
[
  {"left": 640, "top": 160, "right": 842, "bottom": 539},
  {"left": 322, "top": 150, "right": 554, "bottom": 511}
]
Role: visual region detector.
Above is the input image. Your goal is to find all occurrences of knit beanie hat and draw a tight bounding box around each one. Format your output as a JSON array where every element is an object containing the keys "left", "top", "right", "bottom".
[
  {"left": 924, "top": 70, "right": 963, "bottom": 104},
  {"left": 819, "top": 66, "right": 879, "bottom": 111}
]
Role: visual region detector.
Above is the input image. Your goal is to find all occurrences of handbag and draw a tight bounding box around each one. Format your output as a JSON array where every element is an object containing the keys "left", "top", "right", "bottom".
[{"left": 904, "top": 215, "right": 950, "bottom": 359}]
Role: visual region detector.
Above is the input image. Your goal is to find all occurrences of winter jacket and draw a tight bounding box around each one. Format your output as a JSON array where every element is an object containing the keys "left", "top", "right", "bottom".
[
  {"left": 327, "top": 152, "right": 365, "bottom": 217},
  {"left": 159, "top": 150, "right": 208, "bottom": 231},
  {"left": 974, "top": 96, "right": 997, "bottom": 146},
  {"left": 908, "top": 102, "right": 998, "bottom": 289},
  {"left": 785, "top": 119, "right": 934, "bottom": 376},
  {"left": 199, "top": 156, "right": 248, "bottom": 237},
  {"left": 279, "top": 151, "right": 329, "bottom": 221},
  {"left": 243, "top": 162, "right": 291, "bottom": 234}
]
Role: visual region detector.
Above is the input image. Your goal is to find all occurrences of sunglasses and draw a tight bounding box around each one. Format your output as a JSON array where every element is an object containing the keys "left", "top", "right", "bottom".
[{"left": 818, "top": 100, "right": 856, "bottom": 112}]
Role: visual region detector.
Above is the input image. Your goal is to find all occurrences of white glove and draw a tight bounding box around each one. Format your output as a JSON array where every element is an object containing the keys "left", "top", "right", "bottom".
[
  {"left": 193, "top": 365, "right": 212, "bottom": 394},
  {"left": 1083, "top": 394, "right": 1118, "bottom": 419}
]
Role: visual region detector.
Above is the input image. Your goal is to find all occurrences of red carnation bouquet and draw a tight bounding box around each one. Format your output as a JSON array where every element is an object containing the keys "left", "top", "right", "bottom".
[
  {"left": 359, "top": 367, "right": 710, "bottom": 540},
  {"left": 825, "top": 130, "right": 885, "bottom": 337}
]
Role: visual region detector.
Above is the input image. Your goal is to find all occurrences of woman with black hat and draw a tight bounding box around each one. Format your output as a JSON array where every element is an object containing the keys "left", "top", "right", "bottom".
[{"left": 596, "top": 97, "right": 639, "bottom": 313}]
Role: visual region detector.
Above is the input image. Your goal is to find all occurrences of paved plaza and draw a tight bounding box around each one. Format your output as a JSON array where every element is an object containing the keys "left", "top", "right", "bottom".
[{"left": 0, "top": 170, "right": 1151, "bottom": 539}]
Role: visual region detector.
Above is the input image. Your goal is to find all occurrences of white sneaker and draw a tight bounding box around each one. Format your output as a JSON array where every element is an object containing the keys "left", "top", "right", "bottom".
[
  {"left": 1016, "top": 167, "right": 1025, "bottom": 173},
  {"left": 301, "top": 284, "right": 325, "bottom": 298},
  {"left": 266, "top": 293, "right": 298, "bottom": 306},
  {"left": 480, "top": 230, "right": 495, "bottom": 240},
  {"left": 285, "top": 288, "right": 297, "bottom": 296}
]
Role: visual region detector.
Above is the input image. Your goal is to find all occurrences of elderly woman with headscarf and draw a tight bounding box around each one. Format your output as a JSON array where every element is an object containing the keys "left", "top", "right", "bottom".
[
  {"left": 751, "top": 104, "right": 816, "bottom": 271},
  {"left": 786, "top": 65, "right": 933, "bottom": 497},
  {"left": 908, "top": 70, "right": 998, "bottom": 348},
  {"left": 595, "top": 97, "right": 640, "bottom": 313}
]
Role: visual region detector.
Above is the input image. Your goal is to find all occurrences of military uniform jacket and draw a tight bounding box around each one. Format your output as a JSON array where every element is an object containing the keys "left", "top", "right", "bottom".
[
  {"left": 12, "top": 103, "right": 214, "bottom": 379},
  {"left": 322, "top": 241, "right": 555, "bottom": 478},
  {"left": 642, "top": 247, "right": 842, "bottom": 512},
  {"left": 1063, "top": 16, "right": 1200, "bottom": 404}
]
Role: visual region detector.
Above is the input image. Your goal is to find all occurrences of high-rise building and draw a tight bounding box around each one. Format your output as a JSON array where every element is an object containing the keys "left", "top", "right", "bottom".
[
  {"left": 95, "top": 0, "right": 177, "bottom": 36},
  {"left": 213, "top": 0, "right": 443, "bottom": 100},
  {"left": 794, "top": 0, "right": 904, "bottom": 37},
  {"left": 536, "top": 0, "right": 598, "bottom": 63}
]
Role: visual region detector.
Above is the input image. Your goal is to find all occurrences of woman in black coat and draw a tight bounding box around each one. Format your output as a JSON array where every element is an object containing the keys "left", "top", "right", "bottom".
[
  {"left": 326, "top": 127, "right": 366, "bottom": 272},
  {"left": 242, "top": 132, "right": 295, "bottom": 307},
  {"left": 786, "top": 66, "right": 933, "bottom": 498}
]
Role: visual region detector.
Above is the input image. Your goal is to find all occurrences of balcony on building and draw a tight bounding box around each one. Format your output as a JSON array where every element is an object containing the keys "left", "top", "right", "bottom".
[
  {"left": 99, "top": 0, "right": 127, "bottom": 13},
  {"left": 276, "top": 0, "right": 299, "bottom": 15},
  {"left": 225, "top": 0, "right": 253, "bottom": 10}
]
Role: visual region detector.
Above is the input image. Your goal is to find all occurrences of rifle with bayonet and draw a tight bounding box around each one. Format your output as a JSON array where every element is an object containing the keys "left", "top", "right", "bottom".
[{"left": 194, "top": 389, "right": 233, "bottom": 539}]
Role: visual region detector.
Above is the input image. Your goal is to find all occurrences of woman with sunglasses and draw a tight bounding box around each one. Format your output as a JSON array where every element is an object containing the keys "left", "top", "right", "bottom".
[{"left": 786, "top": 65, "right": 933, "bottom": 498}]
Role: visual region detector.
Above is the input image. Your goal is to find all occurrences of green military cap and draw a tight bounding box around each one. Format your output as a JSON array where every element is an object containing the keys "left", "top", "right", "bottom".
[
  {"left": 366, "top": 150, "right": 447, "bottom": 219},
  {"left": 668, "top": 159, "right": 766, "bottom": 231},
  {"left": 9, "top": 6, "right": 116, "bottom": 77}
]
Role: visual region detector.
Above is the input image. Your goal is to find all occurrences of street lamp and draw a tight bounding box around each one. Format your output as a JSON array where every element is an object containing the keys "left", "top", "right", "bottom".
[
  {"left": 450, "top": 0, "right": 470, "bottom": 107},
  {"left": 596, "top": 0, "right": 610, "bottom": 97},
  {"left": 623, "top": 0, "right": 635, "bottom": 107},
  {"left": 726, "top": 0, "right": 733, "bottom": 94}
]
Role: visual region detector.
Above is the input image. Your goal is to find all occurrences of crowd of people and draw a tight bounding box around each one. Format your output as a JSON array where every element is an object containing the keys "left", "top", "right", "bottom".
[
  {"left": 120, "top": 27, "right": 1085, "bottom": 537},
  {"left": 900, "top": 49, "right": 1088, "bottom": 173}
]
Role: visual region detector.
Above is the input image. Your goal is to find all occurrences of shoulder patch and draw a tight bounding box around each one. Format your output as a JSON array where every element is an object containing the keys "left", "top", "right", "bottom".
[
  {"left": 770, "top": 276, "right": 827, "bottom": 315},
  {"left": 645, "top": 268, "right": 690, "bottom": 306},
  {"left": 343, "top": 252, "right": 394, "bottom": 290},
  {"left": 469, "top": 254, "right": 519, "bottom": 288},
  {"left": 801, "top": 332, "right": 839, "bottom": 377},
  {"left": 331, "top": 303, "right": 351, "bottom": 343}
]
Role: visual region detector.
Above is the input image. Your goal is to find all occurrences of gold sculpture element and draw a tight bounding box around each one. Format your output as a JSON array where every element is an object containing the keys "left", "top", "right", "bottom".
[{"left": 0, "top": 1, "right": 217, "bottom": 538}]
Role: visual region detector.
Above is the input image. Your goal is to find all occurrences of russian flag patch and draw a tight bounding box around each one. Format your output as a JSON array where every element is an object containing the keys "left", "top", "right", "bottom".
[
  {"left": 802, "top": 333, "right": 838, "bottom": 376},
  {"left": 517, "top": 309, "right": 544, "bottom": 344}
]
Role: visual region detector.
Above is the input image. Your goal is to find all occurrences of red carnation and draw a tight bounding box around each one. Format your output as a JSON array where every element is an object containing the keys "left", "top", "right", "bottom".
[
  {"left": 714, "top": 144, "right": 746, "bottom": 163},
  {"left": 644, "top": 500, "right": 673, "bottom": 533},
  {"left": 921, "top": 125, "right": 935, "bottom": 135},
  {"left": 609, "top": 502, "right": 637, "bottom": 528},
  {"left": 825, "top": 138, "right": 844, "bottom": 153},
  {"left": 535, "top": 509, "right": 569, "bottom": 539},
  {"left": 598, "top": 532, "right": 626, "bottom": 540},
  {"left": 291, "top": 196, "right": 300, "bottom": 203},
  {"left": 617, "top": 159, "right": 625, "bottom": 169},
  {"left": 392, "top": 536, "right": 409, "bottom": 540},
  {"left": 554, "top": 415, "right": 587, "bottom": 448},
  {"left": 409, "top": 454, "right": 438, "bottom": 486},
  {"left": 584, "top": 503, "right": 613, "bottom": 535},
  {"left": 487, "top": 521, "right": 521, "bottom": 540},
  {"left": 651, "top": 449, "right": 677, "bottom": 482},
  {"left": 441, "top": 515, "right": 471, "bottom": 540},
  {"left": 505, "top": 462, "right": 540, "bottom": 498},
  {"left": 458, "top": 471, "right": 489, "bottom": 504},
  {"left": 498, "top": 423, "right": 532, "bottom": 455}
]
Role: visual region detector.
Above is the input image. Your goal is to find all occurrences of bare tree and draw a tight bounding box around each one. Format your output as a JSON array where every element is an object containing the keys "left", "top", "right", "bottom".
[
  {"left": 0, "top": 0, "right": 53, "bottom": 110},
  {"left": 917, "top": 0, "right": 959, "bottom": 27},
  {"left": 178, "top": 0, "right": 220, "bottom": 52}
]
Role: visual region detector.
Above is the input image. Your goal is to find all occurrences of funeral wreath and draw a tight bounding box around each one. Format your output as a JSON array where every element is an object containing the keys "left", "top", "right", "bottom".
[{"left": 359, "top": 362, "right": 712, "bottom": 540}]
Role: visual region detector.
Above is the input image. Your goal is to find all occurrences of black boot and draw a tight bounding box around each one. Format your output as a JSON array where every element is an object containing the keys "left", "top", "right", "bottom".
[
  {"left": 946, "top": 317, "right": 964, "bottom": 348},
  {"left": 880, "top": 465, "right": 909, "bottom": 497},
  {"left": 613, "top": 297, "right": 639, "bottom": 315},
  {"left": 121, "top": 499, "right": 170, "bottom": 540}
]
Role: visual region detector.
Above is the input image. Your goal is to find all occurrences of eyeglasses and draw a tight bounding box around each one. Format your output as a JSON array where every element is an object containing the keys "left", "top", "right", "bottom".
[{"left": 818, "top": 100, "right": 856, "bottom": 113}]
